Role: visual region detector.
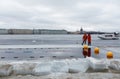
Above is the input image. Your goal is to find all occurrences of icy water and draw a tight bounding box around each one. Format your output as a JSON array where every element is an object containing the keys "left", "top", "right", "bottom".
[
  {"left": 0, "top": 35, "right": 120, "bottom": 60},
  {"left": 0, "top": 35, "right": 119, "bottom": 46}
]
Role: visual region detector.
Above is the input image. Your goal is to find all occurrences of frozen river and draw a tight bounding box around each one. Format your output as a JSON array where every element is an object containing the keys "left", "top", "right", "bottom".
[{"left": 0, "top": 35, "right": 120, "bottom": 60}]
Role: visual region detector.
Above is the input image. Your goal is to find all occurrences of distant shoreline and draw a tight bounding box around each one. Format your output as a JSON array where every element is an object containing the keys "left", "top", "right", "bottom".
[{"left": 0, "top": 28, "right": 118, "bottom": 35}]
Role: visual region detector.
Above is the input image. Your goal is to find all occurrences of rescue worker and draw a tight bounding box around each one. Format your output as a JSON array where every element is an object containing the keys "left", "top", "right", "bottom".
[
  {"left": 88, "top": 33, "right": 91, "bottom": 46},
  {"left": 82, "top": 33, "right": 87, "bottom": 45}
]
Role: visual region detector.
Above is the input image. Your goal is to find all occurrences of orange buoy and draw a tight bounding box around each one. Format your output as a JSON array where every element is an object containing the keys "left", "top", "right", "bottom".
[
  {"left": 83, "top": 45, "right": 88, "bottom": 58},
  {"left": 83, "top": 45, "right": 88, "bottom": 49},
  {"left": 94, "top": 47, "right": 99, "bottom": 55},
  {"left": 106, "top": 51, "right": 113, "bottom": 59},
  {"left": 82, "top": 49, "right": 88, "bottom": 58}
]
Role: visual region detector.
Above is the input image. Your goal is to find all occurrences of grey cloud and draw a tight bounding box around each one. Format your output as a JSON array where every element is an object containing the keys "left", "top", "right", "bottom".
[{"left": 0, "top": 0, "right": 120, "bottom": 32}]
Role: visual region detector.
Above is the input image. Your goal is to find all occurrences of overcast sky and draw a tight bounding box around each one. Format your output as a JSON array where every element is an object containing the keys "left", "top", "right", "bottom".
[{"left": 0, "top": 0, "right": 120, "bottom": 32}]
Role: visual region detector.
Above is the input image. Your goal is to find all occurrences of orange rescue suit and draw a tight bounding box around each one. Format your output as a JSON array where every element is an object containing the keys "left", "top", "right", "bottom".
[
  {"left": 88, "top": 34, "right": 91, "bottom": 43},
  {"left": 83, "top": 33, "right": 87, "bottom": 41}
]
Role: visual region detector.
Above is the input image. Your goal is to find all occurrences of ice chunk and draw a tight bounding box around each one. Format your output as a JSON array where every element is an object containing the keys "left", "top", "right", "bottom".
[
  {"left": 12, "top": 63, "right": 36, "bottom": 75},
  {"left": 68, "top": 59, "right": 89, "bottom": 73},
  {"left": 33, "top": 62, "right": 52, "bottom": 76},
  {"left": 51, "top": 61, "right": 68, "bottom": 73},
  {"left": 109, "top": 60, "right": 120, "bottom": 72},
  {"left": 87, "top": 57, "right": 108, "bottom": 71},
  {"left": 0, "top": 63, "right": 12, "bottom": 76}
]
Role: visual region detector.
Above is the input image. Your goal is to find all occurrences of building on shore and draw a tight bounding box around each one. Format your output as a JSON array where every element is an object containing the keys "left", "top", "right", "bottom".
[
  {"left": 0, "top": 28, "right": 114, "bottom": 35},
  {"left": 33, "top": 29, "right": 41, "bottom": 34},
  {"left": 8, "top": 29, "right": 33, "bottom": 34},
  {"left": 0, "top": 29, "right": 8, "bottom": 34},
  {"left": 79, "top": 27, "right": 87, "bottom": 34},
  {"left": 33, "top": 29, "right": 67, "bottom": 34}
]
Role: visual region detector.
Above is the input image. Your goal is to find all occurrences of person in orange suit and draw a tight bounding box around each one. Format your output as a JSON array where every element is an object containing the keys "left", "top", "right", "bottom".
[
  {"left": 82, "top": 33, "right": 87, "bottom": 45},
  {"left": 88, "top": 33, "right": 91, "bottom": 46}
]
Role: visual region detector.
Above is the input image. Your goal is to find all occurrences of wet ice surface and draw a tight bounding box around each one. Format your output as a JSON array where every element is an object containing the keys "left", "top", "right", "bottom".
[
  {"left": 0, "top": 35, "right": 120, "bottom": 60},
  {"left": 0, "top": 47, "right": 83, "bottom": 60},
  {"left": 0, "top": 46, "right": 120, "bottom": 60}
]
